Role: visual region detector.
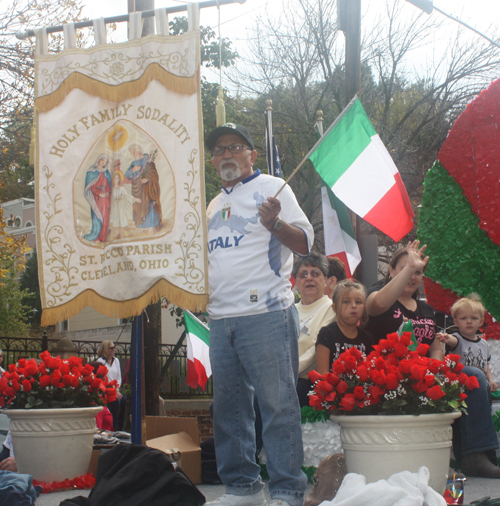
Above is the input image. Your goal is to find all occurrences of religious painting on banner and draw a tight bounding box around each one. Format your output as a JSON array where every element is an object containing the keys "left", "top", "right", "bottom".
[{"left": 34, "top": 31, "right": 208, "bottom": 325}]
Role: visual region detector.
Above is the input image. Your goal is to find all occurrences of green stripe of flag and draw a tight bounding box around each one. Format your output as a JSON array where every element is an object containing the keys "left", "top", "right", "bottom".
[
  {"left": 325, "top": 185, "right": 356, "bottom": 241},
  {"left": 183, "top": 310, "right": 210, "bottom": 346},
  {"left": 309, "top": 99, "right": 377, "bottom": 187}
]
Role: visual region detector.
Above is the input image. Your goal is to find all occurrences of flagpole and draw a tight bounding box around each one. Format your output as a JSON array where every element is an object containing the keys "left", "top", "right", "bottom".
[
  {"left": 266, "top": 100, "right": 274, "bottom": 176},
  {"left": 274, "top": 95, "right": 358, "bottom": 198}
]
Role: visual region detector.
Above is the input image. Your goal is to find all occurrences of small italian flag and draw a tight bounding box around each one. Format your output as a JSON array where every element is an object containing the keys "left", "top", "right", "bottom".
[
  {"left": 184, "top": 310, "right": 211, "bottom": 391},
  {"left": 321, "top": 185, "right": 361, "bottom": 278},
  {"left": 309, "top": 98, "right": 414, "bottom": 242}
]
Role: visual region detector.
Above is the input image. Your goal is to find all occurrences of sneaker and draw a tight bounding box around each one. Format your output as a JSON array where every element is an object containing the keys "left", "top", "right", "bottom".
[
  {"left": 269, "top": 500, "right": 292, "bottom": 506},
  {"left": 206, "top": 490, "right": 267, "bottom": 506}
]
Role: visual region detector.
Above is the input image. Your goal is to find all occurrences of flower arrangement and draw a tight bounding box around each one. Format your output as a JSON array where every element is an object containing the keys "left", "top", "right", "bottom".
[
  {"left": 308, "top": 332, "right": 480, "bottom": 415},
  {"left": 0, "top": 351, "right": 116, "bottom": 409}
]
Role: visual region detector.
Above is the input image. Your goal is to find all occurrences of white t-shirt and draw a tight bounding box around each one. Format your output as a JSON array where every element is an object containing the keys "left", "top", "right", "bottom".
[
  {"left": 296, "top": 295, "right": 336, "bottom": 378},
  {"left": 97, "top": 357, "right": 122, "bottom": 388},
  {"left": 207, "top": 171, "right": 314, "bottom": 319}
]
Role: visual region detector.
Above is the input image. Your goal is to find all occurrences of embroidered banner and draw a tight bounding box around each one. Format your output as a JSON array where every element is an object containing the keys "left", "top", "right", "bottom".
[{"left": 35, "top": 32, "right": 208, "bottom": 325}]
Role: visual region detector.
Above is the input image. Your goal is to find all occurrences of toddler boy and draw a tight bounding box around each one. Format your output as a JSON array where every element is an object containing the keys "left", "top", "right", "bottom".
[{"left": 437, "top": 294, "right": 497, "bottom": 391}]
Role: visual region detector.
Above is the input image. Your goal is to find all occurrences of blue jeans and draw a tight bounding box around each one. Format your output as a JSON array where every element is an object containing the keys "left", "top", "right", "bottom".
[
  {"left": 210, "top": 305, "right": 307, "bottom": 506},
  {"left": 456, "top": 366, "right": 498, "bottom": 457}
]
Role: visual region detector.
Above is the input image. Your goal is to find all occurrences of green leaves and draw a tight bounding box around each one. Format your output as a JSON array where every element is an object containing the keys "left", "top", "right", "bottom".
[{"left": 418, "top": 161, "right": 500, "bottom": 321}]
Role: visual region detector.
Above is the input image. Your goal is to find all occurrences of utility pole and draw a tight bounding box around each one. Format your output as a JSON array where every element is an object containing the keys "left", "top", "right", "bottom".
[
  {"left": 338, "top": 0, "right": 361, "bottom": 103},
  {"left": 338, "top": 0, "right": 363, "bottom": 279}
]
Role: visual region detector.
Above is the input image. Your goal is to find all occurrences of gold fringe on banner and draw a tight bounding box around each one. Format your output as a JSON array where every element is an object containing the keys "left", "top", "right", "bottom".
[
  {"left": 35, "top": 63, "right": 199, "bottom": 113},
  {"left": 40, "top": 278, "right": 208, "bottom": 327}
]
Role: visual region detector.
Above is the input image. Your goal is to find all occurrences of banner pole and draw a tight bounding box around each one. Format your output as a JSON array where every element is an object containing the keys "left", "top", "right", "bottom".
[{"left": 131, "top": 314, "right": 143, "bottom": 444}]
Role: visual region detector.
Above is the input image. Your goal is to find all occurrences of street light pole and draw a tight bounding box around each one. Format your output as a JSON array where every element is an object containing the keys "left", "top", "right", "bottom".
[{"left": 405, "top": 0, "right": 500, "bottom": 50}]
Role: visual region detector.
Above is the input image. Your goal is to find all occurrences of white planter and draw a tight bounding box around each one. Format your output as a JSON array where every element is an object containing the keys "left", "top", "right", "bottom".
[
  {"left": 332, "top": 412, "right": 461, "bottom": 494},
  {"left": 3, "top": 406, "right": 102, "bottom": 482}
]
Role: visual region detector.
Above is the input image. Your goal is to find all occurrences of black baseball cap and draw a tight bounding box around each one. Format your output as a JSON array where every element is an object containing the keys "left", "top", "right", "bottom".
[{"left": 206, "top": 123, "right": 255, "bottom": 151}]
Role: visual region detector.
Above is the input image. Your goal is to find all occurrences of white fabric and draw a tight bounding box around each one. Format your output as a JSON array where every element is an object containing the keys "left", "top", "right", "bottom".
[
  {"left": 332, "top": 135, "right": 398, "bottom": 217},
  {"left": 63, "top": 23, "right": 77, "bottom": 50},
  {"left": 97, "top": 357, "right": 122, "bottom": 387},
  {"left": 296, "top": 295, "right": 335, "bottom": 378},
  {"left": 93, "top": 18, "right": 107, "bottom": 46},
  {"left": 128, "top": 11, "right": 143, "bottom": 40},
  {"left": 322, "top": 467, "right": 446, "bottom": 506},
  {"left": 187, "top": 3, "right": 200, "bottom": 32},
  {"left": 155, "top": 8, "right": 169, "bottom": 36},
  {"left": 207, "top": 173, "right": 314, "bottom": 319},
  {"left": 35, "top": 33, "right": 207, "bottom": 314},
  {"left": 35, "top": 32, "right": 199, "bottom": 97}
]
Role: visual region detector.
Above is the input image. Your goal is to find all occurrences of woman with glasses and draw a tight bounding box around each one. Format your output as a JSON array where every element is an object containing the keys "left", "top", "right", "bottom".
[
  {"left": 97, "top": 341, "right": 123, "bottom": 431},
  {"left": 293, "top": 252, "right": 336, "bottom": 407}
]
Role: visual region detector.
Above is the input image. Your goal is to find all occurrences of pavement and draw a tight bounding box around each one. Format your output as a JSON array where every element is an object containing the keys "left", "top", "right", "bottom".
[{"left": 34, "top": 476, "right": 500, "bottom": 505}]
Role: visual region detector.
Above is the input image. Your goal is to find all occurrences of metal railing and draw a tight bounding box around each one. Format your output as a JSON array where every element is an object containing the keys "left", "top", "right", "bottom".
[{"left": 0, "top": 337, "right": 212, "bottom": 398}]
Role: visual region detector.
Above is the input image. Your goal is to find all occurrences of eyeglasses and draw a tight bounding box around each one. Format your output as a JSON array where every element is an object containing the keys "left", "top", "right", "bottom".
[
  {"left": 211, "top": 143, "right": 251, "bottom": 157},
  {"left": 109, "top": 346, "right": 115, "bottom": 350},
  {"left": 297, "top": 269, "right": 324, "bottom": 279}
]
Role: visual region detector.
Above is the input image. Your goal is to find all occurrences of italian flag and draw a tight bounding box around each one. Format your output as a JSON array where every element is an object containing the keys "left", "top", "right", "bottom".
[
  {"left": 321, "top": 185, "right": 361, "bottom": 278},
  {"left": 184, "top": 310, "right": 211, "bottom": 391},
  {"left": 309, "top": 98, "right": 414, "bottom": 242}
]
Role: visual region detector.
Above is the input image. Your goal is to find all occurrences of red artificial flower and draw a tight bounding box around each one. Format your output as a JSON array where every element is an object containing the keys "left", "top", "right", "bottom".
[
  {"left": 48, "top": 357, "right": 61, "bottom": 370},
  {"left": 325, "top": 391, "right": 337, "bottom": 402},
  {"left": 4, "top": 386, "right": 15, "bottom": 398},
  {"left": 40, "top": 350, "right": 51, "bottom": 361},
  {"left": 82, "top": 364, "right": 94, "bottom": 376},
  {"left": 424, "top": 375, "right": 435, "bottom": 387},
  {"left": 386, "top": 374, "right": 399, "bottom": 390},
  {"left": 353, "top": 386, "right": 365, "bottom": 400},
  {"left": 39, "top": 375, "right": 51, "bottom": 388},
  {"left": 357, "top": 365, "right": 368, "bottom": 382},
  {"left": 344, "top": 355, "right": 357, "bottom": 372},
  {"left": 11, "top": 380, "right": 21, "bottom": 392},
  {"left": 453, "top": 362, "right": 464, "bottom": 373},
  {"left": 96, "top": 365, "right": 108, "bottom": 378},
  {"left": 399, "top": 332, "right": 412, "bottom": 346},
  {"left": 22, "top": 380, "right": 32, "bottom": 392},
  {"left": 412, "top": 380, "right": 428, "bottom": 393},
  {"left": 426, "top": 385, "right": 446, "bottom": 400},
  {"left": 339, "top": 393, "right": 356, "bottom": 411},
  {"left": 8, "top": 364, "right": 17, "bottom": 373},
  {"left": 336, "top": 381, "right": 349, "bottom": 394},
  {"left": 373, "top": 356, "right": 386, "bottom": 370},
  {"left": 317, "top": 381, "right": 334, "bottom": 394},
  {"left": 324, "top": 372, "right": 340, "bottom": 386},
  {"left": 308, "top": 370, "right": 323, "bottom": 384},
  {"left": 26, "top": 360, "right": 39, "bottom": 376},
  {"left": 387, "top": 333, "right": 399, "bottom": 343},
  {"left": 18, "top": 359, "right": 27, "bottom": 368},
  {"left": 399, "top": 359, "right": 412, "bottom": 375},
  {"left": 59, "top": 363, "right": 70, "bottom": 376},
  {"left": 394, "top": 343, "right": 408, "bottom": 358},
  {"left": 459, "top": 392, "right": 467, "bottom": 401},
  {"left": 309, "top": 395, "right": 324, "bottom": 410},
  {"left": 63, "top": 374, "right": 74, "bottom": 387},
  {"left": 415, "top": 343, "right": 430, "bottom": 356},
  {"left": 370, "top": 369, "right": 386, "bottom": 386},
  {"left": 349, "top": 347, "right": 362, "bottom": 361},
  {"left": 465, "top": 375, "right": 480, "bottom": 390},
  {"left": 332, "top": 361, "right": 346, "bottom": 375},
  {"left": 410, "top": 365, "right": 427, "bottom": 381}
]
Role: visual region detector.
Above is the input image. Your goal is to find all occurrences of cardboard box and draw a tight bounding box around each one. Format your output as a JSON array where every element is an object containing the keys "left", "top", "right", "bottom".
[{"left": 145, "top": 416, "right": 201, "bottom": 484}]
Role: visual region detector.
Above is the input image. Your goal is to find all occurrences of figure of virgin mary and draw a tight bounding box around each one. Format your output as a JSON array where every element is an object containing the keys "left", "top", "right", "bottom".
[{"left": 84, "top": 153, "right": 112, "bottom": 242}]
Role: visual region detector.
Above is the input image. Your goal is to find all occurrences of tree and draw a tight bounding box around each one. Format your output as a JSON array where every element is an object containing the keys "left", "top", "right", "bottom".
[
  {"left": 229, "top": 0, "right": 500, "bottom": 269},
  {"left": 19, "top": 249, "right": 41, "bottom": 327},
  {"left": 0, "top": 0, "right": 87, "bottom": 202}
]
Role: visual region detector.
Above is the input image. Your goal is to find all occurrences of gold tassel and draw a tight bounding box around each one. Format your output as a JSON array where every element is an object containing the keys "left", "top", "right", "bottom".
[
  {"left": 216, "top": 86, "right": 226, "bottom": 126},
  {"left": 40, "top": 278, "right": 209, "bottom": 326},
  {"left": 35, "top": 64, "right": 199, "bottom": 113}
]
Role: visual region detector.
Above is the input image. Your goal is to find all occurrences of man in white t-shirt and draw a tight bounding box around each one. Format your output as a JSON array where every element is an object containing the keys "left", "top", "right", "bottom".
[{"left": 206, "top": 123, "right": 313, "bottom": 506}]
